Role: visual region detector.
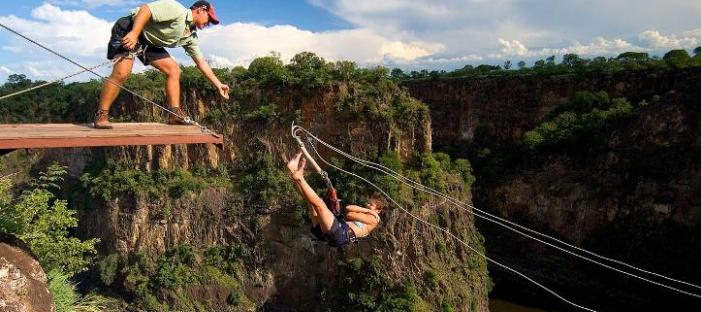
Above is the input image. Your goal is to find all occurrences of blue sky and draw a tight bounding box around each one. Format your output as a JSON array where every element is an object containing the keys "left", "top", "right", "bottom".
[{"left": 1, "top": 0, "right": 700, "bottom": 82}]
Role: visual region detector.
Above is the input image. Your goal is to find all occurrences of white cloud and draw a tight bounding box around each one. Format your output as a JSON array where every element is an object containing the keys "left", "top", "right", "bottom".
[
  {"left": 0, "top": 4, "right": 112, "bottom": 58},
  {"left": 491, "top": 37, "right": 646, "bottom": 60},
  {"left": 0, "top": 66, "right": 12, "bottom": 75},
  {"left": 48, "top": 0, "right": 140, "bottom": 8},
  {"left": 639, "top": 30, "right": 699, "bottom": 50},
  {"left": 205, "top": 54, "right": 236, "bottom": 68},
  {"left": 415, "top": 55, "right": 484, "bottom": 64},
  {"left": 198, "top": 22, "right": 443, "bottom": 67},
  {"left": 313, "top": 0, "right": 701, "bottom": 66},
  {"left": 497, "top": 39, "right": 529, "bottom": 57},
  {"left": 1, "top": 46, "right": 23, "bottom": 53}
]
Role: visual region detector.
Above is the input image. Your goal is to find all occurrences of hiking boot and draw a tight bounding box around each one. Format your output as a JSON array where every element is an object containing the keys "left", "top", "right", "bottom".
[
  {"left": 167, "top": 107, "right": 191, "bottom": 125},
  {"left": 93, "top": 109, "right": 112, "bottom": 129}
]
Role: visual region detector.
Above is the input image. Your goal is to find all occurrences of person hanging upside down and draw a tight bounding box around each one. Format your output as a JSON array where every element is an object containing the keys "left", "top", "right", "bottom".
[
  {"left": 287, "top": 152, "right": 385, "bottom": 247},
  {"left": 94, "top": 0, "right": 230, "bottom": 129}
]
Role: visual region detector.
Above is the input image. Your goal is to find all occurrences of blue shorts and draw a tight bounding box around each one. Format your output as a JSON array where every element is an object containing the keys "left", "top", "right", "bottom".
[{"left": 311, "top": 218, "right": 356, "bottom": 247}]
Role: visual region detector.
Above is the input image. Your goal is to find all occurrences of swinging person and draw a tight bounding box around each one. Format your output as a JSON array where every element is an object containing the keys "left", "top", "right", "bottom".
[{"left": 287, "top": 152, "right": 385, "bottom": 247}]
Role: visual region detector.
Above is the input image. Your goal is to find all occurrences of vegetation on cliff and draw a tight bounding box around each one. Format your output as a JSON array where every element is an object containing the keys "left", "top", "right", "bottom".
[
  {"left": 0, "top": 164, "right": 106, "bottom": 311},
  {"left": 391, "top": 47, "right": 701, "bottom": 80}
]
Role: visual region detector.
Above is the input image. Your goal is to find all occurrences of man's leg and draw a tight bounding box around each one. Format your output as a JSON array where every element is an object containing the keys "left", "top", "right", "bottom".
[
  {"left": 150, "top": 57, "right": 192, "bottom": 124},
  {"left": 95, "top": 57, "right": 135, "bottom": 128},
  {"left": 150, "top": 57, "right": 181, "bottom": 108}
]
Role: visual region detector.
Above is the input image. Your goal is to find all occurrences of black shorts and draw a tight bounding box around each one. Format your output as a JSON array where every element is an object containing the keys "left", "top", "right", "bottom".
[{"left": 107, "top": 16, "right": 170, "bottom": 66}]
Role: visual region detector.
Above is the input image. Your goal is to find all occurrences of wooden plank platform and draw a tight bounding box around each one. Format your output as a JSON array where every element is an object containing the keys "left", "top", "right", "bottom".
[{"left": 0, "top": 123, "right": 223, "bottom": 149}]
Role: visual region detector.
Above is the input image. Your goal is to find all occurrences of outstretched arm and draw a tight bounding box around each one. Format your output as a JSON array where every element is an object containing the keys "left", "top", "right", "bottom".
[{"left": 193, "top": 55, "right": 230, "bottom": 99}]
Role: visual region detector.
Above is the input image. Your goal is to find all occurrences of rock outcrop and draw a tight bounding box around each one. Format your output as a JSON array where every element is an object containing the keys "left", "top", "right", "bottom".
[{"left": 0, "top": 234, "right": 54, "bottom": 312}]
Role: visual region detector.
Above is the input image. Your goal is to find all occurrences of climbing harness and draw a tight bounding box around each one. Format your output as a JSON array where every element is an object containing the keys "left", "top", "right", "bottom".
[
  {"left": 0, "top": 22, "right": 219, "bottom": 138},
  {"left": 291, "top": 124, "right": 701, "bottom": 311}
]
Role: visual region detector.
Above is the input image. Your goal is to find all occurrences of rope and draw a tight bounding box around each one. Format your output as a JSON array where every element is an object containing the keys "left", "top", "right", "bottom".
[
  {"left": 293, "top": 125, "right": 701, "bottom": 299},
  {"left": 303, "top": 138, "right": 598, "bottom": 312},
  {"left": 290, "top": 122, "right": 334, "bottom": 189},
  {"left": 0, "top": 60, "right": 112, "bottom": 102},
  {"left": 0, "top": 22, "right": 219, "bottom": 137},
  {"left": 0, "top": 48, "right": 144, "bottom": 102}
]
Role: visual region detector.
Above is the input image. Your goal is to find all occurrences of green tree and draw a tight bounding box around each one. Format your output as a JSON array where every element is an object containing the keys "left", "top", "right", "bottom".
[
  {"left": 475, "top": 64, "right": 500, "bottom": 73},
  {"left": 562, "top": 53, "right": 584, "bottom": 68},
  {"left": 0, "top": 163, "right": 99, "bottom": 277},
  {"left": 533, "top": 59, "right": 546, "bottom": 69},
  {"left": 545, "top": 55, "right": 556, "bottom": 65},
  {"left": 663, "top": 49, "right": 691, "bottom": 68},
  {"left": 517, "top": 60, "right": 527, "bottom": 70},
  {"left": 246, "top": 52, "right": 289, "bottom": 85},
  {"left": 616, "top": 52, "right": 650, "bottom": 62},
  {"left": 333, "top": 60, "right": 360, "bottom": 81},
  {"left": 694, "top": 46, "right": 701, "bottom": 57},
  {"left": 287, "top": 51, "right": 332, "bottom": 87},
  {"left": 390, "top": 68, "right": 408, "bottom": 80}
]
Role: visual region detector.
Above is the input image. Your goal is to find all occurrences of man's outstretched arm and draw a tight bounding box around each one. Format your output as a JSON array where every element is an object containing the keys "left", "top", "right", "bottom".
[{"left": 193, "top": 55, "right": 230, "bottom": 99}]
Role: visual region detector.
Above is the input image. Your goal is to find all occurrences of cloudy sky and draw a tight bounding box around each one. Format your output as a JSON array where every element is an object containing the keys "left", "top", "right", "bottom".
[{"left": 0, "top": 0, "right": 699, "bottom": 82}]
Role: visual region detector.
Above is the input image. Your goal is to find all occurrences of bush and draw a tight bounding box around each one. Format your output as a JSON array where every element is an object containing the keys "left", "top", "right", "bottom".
[
  {"left": 48, "top": 269, "right": 79, "bottom": 312},
  {"left": 80, "top": 160, "right": 229, "bottom": 201},
  {"left": 112, "top": 245, "right": 252, "bottom": 311},
  {"left": 423, "top": 269, "right": 439, "bottom": 289},
  {"left": 245, "top": 52, "right": 289, "bottom": 85},
  {"left": 0, "top": 164, "right": 99, "bottom": 276},
  {"left": 324, "top": 257, "right": 426, "bottom": 311},
  {"left": 236, "top": 151, "right": 296, "bottom": 209},
  {"left": 287, "top": 51, "right": 332, "bottom": 87},
  {"left": 522, "top": 92, "right": 634, "bottom": 149},
  {"left": 98, "top": 254, "right": 120, "bottom": 286},
  {"left": 663, "top": 49, "right": 692, "bottom": 68},
  {"left": 243, "top": 103, "right": 280, "bottom": 121}
]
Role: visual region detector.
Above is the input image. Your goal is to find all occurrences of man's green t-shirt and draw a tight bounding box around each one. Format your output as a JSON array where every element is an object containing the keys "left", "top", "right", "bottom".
[{"left": 131, "top": 0, "right": 203, "bottom": 58}]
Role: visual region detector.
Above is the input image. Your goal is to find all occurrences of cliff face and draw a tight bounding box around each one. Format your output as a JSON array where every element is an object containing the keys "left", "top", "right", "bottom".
[
  {"left": 405, "top": 68, "right": 701, "bottom": 311},
  {"left": 18, "top": 81, "right": 488, "bottom": 311},
  {"left": 405, "top": 68, "right": 701, "bottom": 146}
]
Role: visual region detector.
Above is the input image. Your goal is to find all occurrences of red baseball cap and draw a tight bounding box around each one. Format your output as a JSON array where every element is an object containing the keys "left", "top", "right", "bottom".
[{"left": 191, "top": 1, "right": 220, "bottom": 25}]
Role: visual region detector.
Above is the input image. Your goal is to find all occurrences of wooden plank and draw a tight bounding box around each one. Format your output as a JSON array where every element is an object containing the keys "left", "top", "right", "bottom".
[
  {"left": 0, "top": 129, "right": 209, "bottom": 138},
  {"left": 0, "top": 123, "right": 224, "bottom": 149}
]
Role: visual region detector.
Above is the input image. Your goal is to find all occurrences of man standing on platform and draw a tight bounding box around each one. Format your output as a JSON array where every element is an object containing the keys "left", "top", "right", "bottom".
[{"left": 94, "top": 0, "right": 230, "bottom": 129}]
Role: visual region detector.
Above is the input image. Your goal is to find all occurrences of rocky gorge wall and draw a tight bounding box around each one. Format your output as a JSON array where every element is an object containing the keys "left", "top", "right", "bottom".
[
  {"left": 405, "top": 68, "right": 701, "bottom": 311},
  {"left": 405, "top": 67, "right": 701, "bottom": 146}
]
